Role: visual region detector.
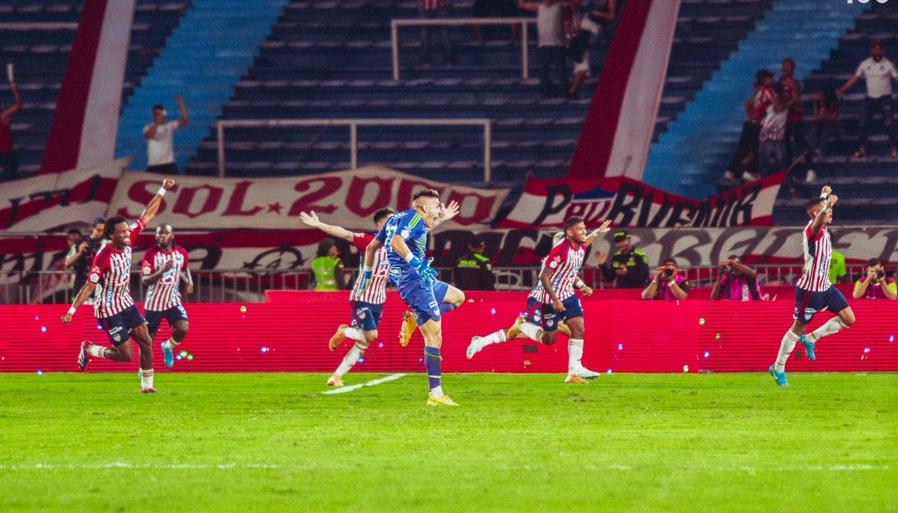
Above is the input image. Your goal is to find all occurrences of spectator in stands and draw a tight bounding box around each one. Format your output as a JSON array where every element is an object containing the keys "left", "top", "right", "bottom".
[
  {"left": 710, "top": 256, "right": 761, "bottom": 301},
  {"left": 830, "top": 248, "right": 847, "bottom": 284},
  {"left": 780, "top": 58, "right": 812, "bottom": 181},
  {"left": 853, "top": 258, "right": 897, "bottom": 300},
  {"left": 66, "top": 218, "right": 106, "bottom": 301},
  {"left": 418, "top": 0, "right": 456, "bottom": 67},
  {"left": 565, "top": 0, "right": 616, "bottom": 99},
  {"left": 837, "top": 40, "right": 898, "bottom": 159},
  {"left": 641, "top": 258, "right": 689, "bottom": 301},
  {"left": 807, "top": 83, "right": 841, "bottom": 182},
  {"left": 595, "top": 229, "right": 649, "bottom": 288},
  {"left": 310, "top": 238, "right": 345, "bottom": 291},
  {"left": 723, "top": 70, "right": 774, "bottom": 184},
  {"left": 755, "top": 82, "right": 789, "bottom": 179},
  {"left": 519, "top": 0, "right": 568, "bottom": 98},
  {"left": 1, "top": 80, "right": 22, "bottom": 180},
  {"left": 63, "top": 228, "right": 84, "bottom": 292},
  {"left": 454, "top": 241, "right": 496, "bottom": 290},
  {"left": 144, "top": 96, "right": 189, "bottom": 174}
]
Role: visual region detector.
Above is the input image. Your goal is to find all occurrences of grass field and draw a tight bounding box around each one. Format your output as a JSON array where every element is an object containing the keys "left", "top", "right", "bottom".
[{"left": 1, "top": 372, "right": 896, "bottom": 513}]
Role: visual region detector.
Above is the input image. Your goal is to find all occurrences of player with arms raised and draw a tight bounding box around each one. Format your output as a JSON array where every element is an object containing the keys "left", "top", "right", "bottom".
[
  {"left": 299, "top": 207, "right": 395, "bottom": 387},
  {"left": 61, "top": 178, "right": 176, "bottom": 393},
  {"left": 141, "top": 224, "right": 193, "bottom": 369},
  {"left": 361, "top": 190, "right": 464, "bottom": 406},
  {"left": 770, "top": 185, "right": 857, "bottom": 386}
]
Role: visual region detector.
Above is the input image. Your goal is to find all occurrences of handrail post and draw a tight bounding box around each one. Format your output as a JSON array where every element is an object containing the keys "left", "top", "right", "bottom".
[
  {"left": 521, "top": 22, "right": 529, "bottom": 80},
  {"left": 391, "top": 20, "right": 400, "bottom": 81},
  {"left": 483, "top": 120, "right": 492, "bottom": 183},
  {"left": 350, "top": 123, "right": 358, "bottom": 169},
  {"left": 217, "top": 121, "right": 226, "bottom": 178}
]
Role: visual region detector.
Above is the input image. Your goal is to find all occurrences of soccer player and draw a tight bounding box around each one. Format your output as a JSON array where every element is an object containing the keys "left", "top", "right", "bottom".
[
  {"left": 61, "top": 178, "right": 176, "bottom": 393},
  {"left": 141, "top": 224, "right": 192, "bottom": 369},
  {"left": 299, "top": 208, "right": 396, "bottom": 387},
  {"left": 467, "top": 219, "right": 611, "bottom": 382},
  {"left": 360, "top": 189, "right": 464, "bottom": 406},
  {"left": 770, "top": 185, "right": 856, "bottom": 386}
]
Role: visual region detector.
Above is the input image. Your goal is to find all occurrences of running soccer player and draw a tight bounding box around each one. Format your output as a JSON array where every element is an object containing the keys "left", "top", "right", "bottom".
[
  {"left": 61, "top": 178, "right": 176, "bottom": 393},
  {"left": 141, "top": 224, "right": 192, "bottom": 369},
  {"left": 360, "top": 189, "right": 464, "bottom": 406},
  {"left": 770, "top": 185, "right": 856, "bottom": 386},
  {"left": 467, "top": 219, "right": 611, "bottom": 382},
  {"left": 299, "top": 207, "right": 395, "bottom": 387}
]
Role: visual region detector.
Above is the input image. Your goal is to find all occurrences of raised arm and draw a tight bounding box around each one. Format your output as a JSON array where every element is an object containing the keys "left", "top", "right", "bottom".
[
  {"left": 138, "top": 178, "right": 176, "bottom": 227},
  {"left": 583, "top": 220, "right": 612, "bottom": 246},
  {"left": 1, "top": 82, "right": 22, "bottom": 121},
  {"left": 299, "top": 210, "right": 354, "bottom": 242},
  {"left": 175, "top": 96, "right": 189, "bottom": 128},
  {"left": 430, "top": 200, "right": 459, "bottom": 229},
  {"left": 810, "top": 194, "right": 837, "bottom": 237}
]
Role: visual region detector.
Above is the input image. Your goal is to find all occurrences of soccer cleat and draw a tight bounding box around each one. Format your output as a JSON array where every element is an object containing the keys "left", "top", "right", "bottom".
[
  {"left": 506, "top": 316, "right": 524, "bottom": 339},
  {"left": 564, "top": 374, "right": 589, "bottom": 384},
  {"left": 572, "top": 365, "right": 600, "bottom": 380},
  {"left": 398, "top": 311, "right": 417, "bottom": 347},
  {"left": 426, "top": 394, "right": 459, "bottom": 407},
  {"left": 77, "top": 341, "right": 90, "bottom": 371},
  {"left": 328, "top": 324, "right": 348, "bottom": 352},
  {"left": 326, "top": 375, "right": 344, "bottom": 387},
  {"left": 140, "top": 387, "right": 158, "bottom": 394},
  {"left": 161, "top": 342, "right": 174, "bottom": 369},
  {"left": 466, "top": 336, "right": 483, "bottom": 360},
  {"left": 799, "top": 334, "right": 816, "bottom": 361},
  {"left": 768, "top": 364, "right": 788, "bottom": 386}
]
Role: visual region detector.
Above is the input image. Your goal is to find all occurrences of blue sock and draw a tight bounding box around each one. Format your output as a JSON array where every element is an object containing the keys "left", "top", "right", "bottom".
[
  {"left": 439, "top": 301, "right": 456, "bottom": 315},
  {"left": 424, "top": 346, "right": 442, "bottom": 390}
]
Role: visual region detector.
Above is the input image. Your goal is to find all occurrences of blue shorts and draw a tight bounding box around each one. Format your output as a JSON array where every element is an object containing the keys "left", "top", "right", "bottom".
[
  {"left": 350, "top": 301, "right": 384, "bottom": 332},
  {"left": 145, "top": 305, "right": 189, "bottom": 335},
  {"left": 397, "top": 277, "right": 449, "bottom": 325},
  {"left": 541, "top": 295, "right": 584, "bottom": 332},
  {"left": 522, "top": 297, "right": 543, "bottom": 326},
  {"left": 793, "top": 286, "right": 849, "bottom": 324},
  {"left": 99, "top": 305, "right": 146, "bottom": 346}
]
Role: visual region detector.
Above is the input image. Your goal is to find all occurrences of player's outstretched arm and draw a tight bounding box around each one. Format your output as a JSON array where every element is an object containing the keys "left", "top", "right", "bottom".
[
  {"left": 139, "top": 178, "right": 176, "bottom": 226},
  {"left": 810, "top": 194, "right": 837, "bottom": 236},
  {"left": 298, "top": 210, "right": 354, "bottom": 242},
  {"left": 584, "top": 219, "right": 612, "bottom": 246},
  {"left": 430, "top": 200, "right": 460, "bottom": 229},
  {"left": 60, "top": 281, "right": 97, "bottom": 324}
]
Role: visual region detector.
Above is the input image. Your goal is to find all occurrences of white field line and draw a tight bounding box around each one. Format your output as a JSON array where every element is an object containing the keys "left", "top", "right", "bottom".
[{"left": 320, "top": 373, "right": 406, "bottom": 395}]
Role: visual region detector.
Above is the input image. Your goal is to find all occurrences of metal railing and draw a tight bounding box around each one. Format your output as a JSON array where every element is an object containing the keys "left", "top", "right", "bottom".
[
  {"left": 391, "top": 17, "right": 537, "bottom": 81},
  {"left": 215, "top": 118, "right": 493, "bottom": 182}
]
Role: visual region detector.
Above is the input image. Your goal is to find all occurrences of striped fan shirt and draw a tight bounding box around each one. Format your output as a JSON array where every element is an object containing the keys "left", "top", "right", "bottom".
[
  {"left": 795, "top": 221, "right": 832, "bottom": 292},
  {"left": 537, "top": 239, "right": 585, "bottom": 304},
  {"left": 89, "top": 220, "right": 145, "bottom": 318},
  {"left": 349, "top": 233, "right": 390, "bottom": 305},
  {"left": 141, "top": 246, "right": 189, "bottom": 311}
]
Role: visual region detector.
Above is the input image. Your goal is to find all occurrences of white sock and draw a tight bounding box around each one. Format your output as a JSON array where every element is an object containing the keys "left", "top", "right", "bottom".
[
  {"left": 775, "top": 330, "right": 800, "bottom": 372},
  {"left": 519, "top": 322, "right": 543, "bottom": 342},
  {"left": 480, "top": 329, "right": 507, "bottom": 346},
  {"left": 342, "top": 326, "right": 366, "bottom": 342},
  {"left": 568, "top": 338, "right": 584, "bottom": 373},
  {"left": 161, "top": 337, "right": 180, "bottom": 350},
  {"left": 335, "top": 343, "right": 365, "bottom": 377},
  {"left": 430, "top": 385, "right": 444, "bottom": 398},
  {"left": 139, "top": 369, "right": 154, "bottom": 389},
  {"left": 809, "top": 318, "right": 847, "bottom": 342},
  {"left": 87, "top": 344, "right": 107, "bottom": 358}
]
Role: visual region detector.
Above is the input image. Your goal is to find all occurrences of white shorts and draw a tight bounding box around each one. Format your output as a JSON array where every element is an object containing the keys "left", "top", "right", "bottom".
[{"left": 574, "top": 48, "right": 590, "bottom": 74}]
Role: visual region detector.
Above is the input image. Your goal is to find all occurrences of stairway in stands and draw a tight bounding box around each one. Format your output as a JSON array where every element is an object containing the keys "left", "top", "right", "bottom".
[{"left": 0, "top": 0, "right": 191, "bottom": 177}]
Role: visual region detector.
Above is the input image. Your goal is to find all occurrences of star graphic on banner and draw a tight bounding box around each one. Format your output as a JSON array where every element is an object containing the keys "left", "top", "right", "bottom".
[{"left": 267, "top": 202, "right": 283, "bottom": 214}]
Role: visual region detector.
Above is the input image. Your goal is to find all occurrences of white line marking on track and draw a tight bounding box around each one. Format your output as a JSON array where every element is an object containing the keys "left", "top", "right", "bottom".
[{"left": 320, "top": 373, "right": 406, "bottom": 395}]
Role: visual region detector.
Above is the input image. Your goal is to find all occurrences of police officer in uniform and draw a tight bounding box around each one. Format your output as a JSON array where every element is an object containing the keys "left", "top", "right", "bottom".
[
  {"left": 454, "top": 241, "right": 495, "bottom": 290},
  {"left": 595, "top": 229, "right": 649, "bottom": 288}
]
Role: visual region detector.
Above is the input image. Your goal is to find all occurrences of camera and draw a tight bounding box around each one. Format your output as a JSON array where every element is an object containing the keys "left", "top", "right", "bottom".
[
  {"left": 876, "top": 269, "right": 885, "bottom": 279},
  {"left": 661, "top": 268, "right": 674, "bottom": 280}
]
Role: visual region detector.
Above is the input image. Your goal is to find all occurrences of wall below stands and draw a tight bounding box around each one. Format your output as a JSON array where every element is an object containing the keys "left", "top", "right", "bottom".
[{"left": 1, "top": 292, "right": 896, "bottom": 374}]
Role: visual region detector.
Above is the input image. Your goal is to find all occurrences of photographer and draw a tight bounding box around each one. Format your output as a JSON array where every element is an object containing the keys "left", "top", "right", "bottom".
[
  {"left": 852, "top": 258, "right": 897, "bottom": 300},
  {"left": 641, "top": 258, "right": 690, "bottom": 301},
  {"left": 710, "top": 255, "right": 762, "bottom": 301},
  {"left": 68, "top": 218, "right": 107, "bottom": 301}
]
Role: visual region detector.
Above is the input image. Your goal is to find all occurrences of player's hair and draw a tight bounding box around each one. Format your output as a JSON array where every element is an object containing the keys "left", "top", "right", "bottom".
[
  {"left": 152, "top": 104, "right": 165, "bottom": 112},
  {"left": 102, "top": 216, "right": 127, "bottom": 239},
  {"left": 563, "top": 216, "right": 584, "bottom": 231},
  {"left": 804, "top": 198, "right": 824, "bottom": 212},
  {"left": 373, "top": 208, "right": 395, "bottom": 224},
  {"left": 412, "top": 188, "right": 440, "bottom": 201},
  {"left": 868, "top": 258, "right": 882, "bottom": 268}
]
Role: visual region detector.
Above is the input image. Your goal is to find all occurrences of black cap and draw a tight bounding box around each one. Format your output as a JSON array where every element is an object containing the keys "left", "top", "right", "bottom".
[{"left": 613, "top": 230, "right": 629, "bottom": 242}]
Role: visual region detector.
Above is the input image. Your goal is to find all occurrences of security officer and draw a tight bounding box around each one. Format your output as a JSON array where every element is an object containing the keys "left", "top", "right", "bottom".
[
  {"left": 595, "top": 229, "right": 649, "bottom": 288},
  {"left": 454, "top": 240, "right": 495, "bottom": 290}
]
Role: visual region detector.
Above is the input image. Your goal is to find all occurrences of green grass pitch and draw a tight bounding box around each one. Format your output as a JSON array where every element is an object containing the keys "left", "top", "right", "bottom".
[{"left": 1, "top": 372, "right": 896, "bottom": 513}]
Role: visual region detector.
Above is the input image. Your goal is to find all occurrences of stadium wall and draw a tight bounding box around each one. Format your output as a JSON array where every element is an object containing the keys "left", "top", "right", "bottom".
[{"left": 1, "top": 292, "right": 896, "bottom": 374}]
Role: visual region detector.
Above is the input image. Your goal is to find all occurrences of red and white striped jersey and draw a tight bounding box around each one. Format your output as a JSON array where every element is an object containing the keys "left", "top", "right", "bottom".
[
  {"left": 89, "top": 220, "right": 145, "bottom": 318},
  {"left": 796, "top": 221, "right": 832, "bottom": 292},
  {"left": 538, "top": 239, "right": 586, "bottom": 303},
  {"left": 349, "top": 233, "right": 390, "bottom": 304},
  {"left": 141, "top": 246, "right": 189, "bottom": 311}
]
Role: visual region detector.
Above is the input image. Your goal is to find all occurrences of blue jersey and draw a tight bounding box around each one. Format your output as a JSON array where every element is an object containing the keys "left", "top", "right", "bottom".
[{"left": 375, "top": 208, "right": 428, "bottom": 283}]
